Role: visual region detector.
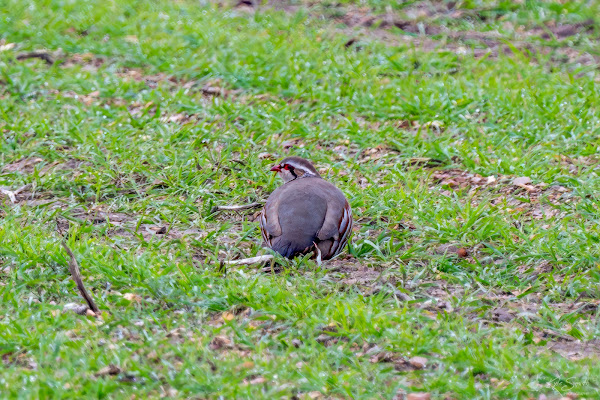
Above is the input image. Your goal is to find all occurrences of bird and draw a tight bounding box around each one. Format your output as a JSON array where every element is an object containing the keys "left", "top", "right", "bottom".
[{"left": 259, "top": 156, "right": 353, "bottom": 262}]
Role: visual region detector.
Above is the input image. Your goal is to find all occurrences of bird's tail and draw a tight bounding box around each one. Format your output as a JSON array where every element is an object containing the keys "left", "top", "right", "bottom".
[{"left": 270, "top": 237, "right": 312, "bottom": 259}]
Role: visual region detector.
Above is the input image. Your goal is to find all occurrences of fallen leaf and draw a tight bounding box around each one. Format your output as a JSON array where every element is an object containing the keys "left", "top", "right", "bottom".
[
  {"left": 209, "top": 335, "right": 232, "bottom": 350},
  {"left": 222, "top": 312, "right": 235, "bottom": 322},
  {"left": 407, "top": 393, "right": 431, "bottom": 400},
  {"left": 492, "top": 308, "right": 514, "bottom": 323},
  {"left": 95, "top": 364, "right": 121, "bottom": 377},
  {"left": 63, "top": 303, "right": 88, "bottom": 315},
  {"left": 513, "top": 177, "right": 531, "bottom": 185},
  {"left": 123, "top": 293, "right": 142, "bottom": 303},
  {"left": 434, "top": 243, "right": 458, "bottom": 255},
  {"left": 2, "top": 157, "right": 43, "bottom": 173},
  {"left": 490, "top": 378, "right": 509, "bottom": 388},
  {"left": 0, "top": 43, "right": 15, "bottom": 52},
  {"left": 422, "top": 120, "right": 444, "bottom": 130},
  {"left": 249, "top": 376, "right": 266, "bottom": 385},
  {"left": 0, "top": 188, "right": 17, "bottom": 203},
  {"left": 408, "top": 356, "right": 428, "bottom": 369},
  {"left": 236, "top": 361, "right": 255, "bottom": 370}
]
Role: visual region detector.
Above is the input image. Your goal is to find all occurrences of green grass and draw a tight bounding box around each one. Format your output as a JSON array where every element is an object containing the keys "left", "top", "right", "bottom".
[{"left": 1, "top": 0, "right": 600, "bottom": 398}]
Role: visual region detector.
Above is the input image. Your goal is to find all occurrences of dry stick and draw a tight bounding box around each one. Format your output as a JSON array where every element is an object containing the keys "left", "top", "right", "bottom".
[
  {"left": 61, "top": 240, "right": 100, "bottom": 315},
  {"left": 0, "top": 188, "right": 16, "bottom": 203},
  {"left": 16, "top": 51, "right": 54, "bottom": 65},
  {"left": 0, "top": 184, "right": 32, "bottom": 204},
  {"left": 13, "top": 183, "right": 31, "bottom": 195},
  {"left": 224, "top": 254, "right": 274, "bottom": 266},
  {"left": 210, "top": 202, "right": 262, "bottom": 214}
]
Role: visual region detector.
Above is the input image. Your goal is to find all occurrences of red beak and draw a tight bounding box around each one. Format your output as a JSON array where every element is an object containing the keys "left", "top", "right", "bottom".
[{"left": 270, "top": 165, "right": 281, "bottom": 172}]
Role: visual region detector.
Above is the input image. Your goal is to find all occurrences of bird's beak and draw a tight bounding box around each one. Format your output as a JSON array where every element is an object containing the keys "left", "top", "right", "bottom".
[{"left": 270, "top": 165, "right": 282, "bottom": 172}]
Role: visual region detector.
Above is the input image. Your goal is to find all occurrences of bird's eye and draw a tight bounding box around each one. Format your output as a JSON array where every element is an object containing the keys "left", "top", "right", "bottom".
[{"left": 283, "top": 164, "right": 294, "bottom": 170}]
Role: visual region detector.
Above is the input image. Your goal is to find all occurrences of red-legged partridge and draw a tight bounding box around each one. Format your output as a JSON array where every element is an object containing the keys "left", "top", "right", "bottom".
[{"left": 260, "top": 156, "right": 353, "bottom": 261}]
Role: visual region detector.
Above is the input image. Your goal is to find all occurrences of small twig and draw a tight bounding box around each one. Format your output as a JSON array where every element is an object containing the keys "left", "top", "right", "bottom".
[
  {"left": 261, "top": 264, "right": 282, "bottom": 274},
  {"left": 0, "top": 188, "right": 16, "bottom": 203},
  {"left": 210, "top": 202, "right": 262, "bottom": 214},
  {"left": 13, "top": 183, "right": 31, "bottom": 196},
  {"left": 543, "top": 328, "right": 573, "bottom": 342},
  {"left": 56, "top": 221, "right": 100, "bottom": 315},
  {"left": 224, "top": 255, "right": 273, "bottom": 266},
  {"left": 312, "top": 242, "right": 322, "bottom": 266},
  {"left": 16, "top": 51, "right": 55, "bottom": 65},
  {"left": 0, "top": 184, "right": 31, "bottom": 204},
  {"left": 61, "top": 240, "right": 100, "bottom": 315}
]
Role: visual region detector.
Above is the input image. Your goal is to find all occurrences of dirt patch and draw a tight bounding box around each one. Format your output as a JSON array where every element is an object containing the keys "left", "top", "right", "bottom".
[
  {"left": 326, "top": 258, "right": 450, "bottom": 301},
  {"left": 1, "top": 157, "right": 44, "bottom": 174},
  {"left": 1, "top": 351, "right": 37, "bottom": 370},
  {"left": 555, "top": 154, "right": 599, "bottom": 174},
  {"left": 431, "top": 168, "right": 576, "bottom": 220},
  {"left": 534, "top": 19, "right": 595, "bottom": 40},
  {"left": 51, "top": 88, "right": 104, "bottom": 106},
  {"left": 125, "top": 102, "right": 202, "bottom": 125},
  {"left": 116, "top": 69, "right": 179, "bottom": 89},
  {"left": 544, "top": 339, "right": 600, "bottom": 361},
  {"left": 62, "top": 53, "right": 105, "bottom": 70},
  {"left": 51, "top": 80, "right": 233, "bottom": 118},
  {"left": 258, "top": 1, "right": 599, "bottom": 66},
  {"left": 354, "top": 342, "right": 429, "bottom": 372},
  {"left": 2, "top": 157, "right": 86, "bottom": 178},
  {"left": 340, "top": 9, "right": 443, "bottom": 35},
  {"left": 328, "top": 258, "right": 388, "bottom": 286},
  {"left": 0, "top": 159, "right": 88, "bottom": 207},
  {"left": 59, "top": 209, "right": 209, "bottom": 242},
  {"left": 117, "top": 71, "right": 239, "bottom": 99},
  {"left": 45, "top": 72, "right": 239, "bottom": 127},
  {"left": 420, "top": 280, "right": 464, "bottom": 301},
  {"left": 432, "top": 168, "right": 496, "bottom": 189},
  {"left": 329, "top": 3, "right": 597, "bottom": 43},
  {"left": 356, "top": 145, "right": 400, "bottom": 164},
  {"left": 61, "top": 52, "right": 239, "bottom": 100},
  {"left": 6, "top": 190, "right": 62, "bottom": 206}
]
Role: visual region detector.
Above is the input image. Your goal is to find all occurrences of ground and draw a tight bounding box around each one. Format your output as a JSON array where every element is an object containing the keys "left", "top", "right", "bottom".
[{"left": 1, "top": 0, "right": 600, "bottom": 398}]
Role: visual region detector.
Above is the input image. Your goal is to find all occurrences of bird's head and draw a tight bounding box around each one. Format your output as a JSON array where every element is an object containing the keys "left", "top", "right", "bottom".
[{"left": 270, "top": 156, "right": 321, "bottom": 183}]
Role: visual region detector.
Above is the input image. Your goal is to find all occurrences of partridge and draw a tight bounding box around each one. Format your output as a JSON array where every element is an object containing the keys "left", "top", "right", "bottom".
[{"left": 260, "top": 156, "right": 353, "bottom": 261}]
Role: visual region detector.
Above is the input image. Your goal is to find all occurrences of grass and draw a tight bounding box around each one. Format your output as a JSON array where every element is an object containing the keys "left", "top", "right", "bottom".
[{"left": 1, "top": 0, "right": 600, "bottom": 398}]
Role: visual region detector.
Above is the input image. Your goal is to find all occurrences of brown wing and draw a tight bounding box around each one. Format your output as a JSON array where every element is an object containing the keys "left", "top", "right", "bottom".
[
  {"left": 259, "top": 185, "right": 285, "bottom": 248},
  {"left": 259, "top": 207, "right": 271, "bottom": 247},
  {"left": 334, "top": 200, "right": 353, "bottom": 256},
  {"left": 316, "top": 200, "right": 353, "bottom": 260}
]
